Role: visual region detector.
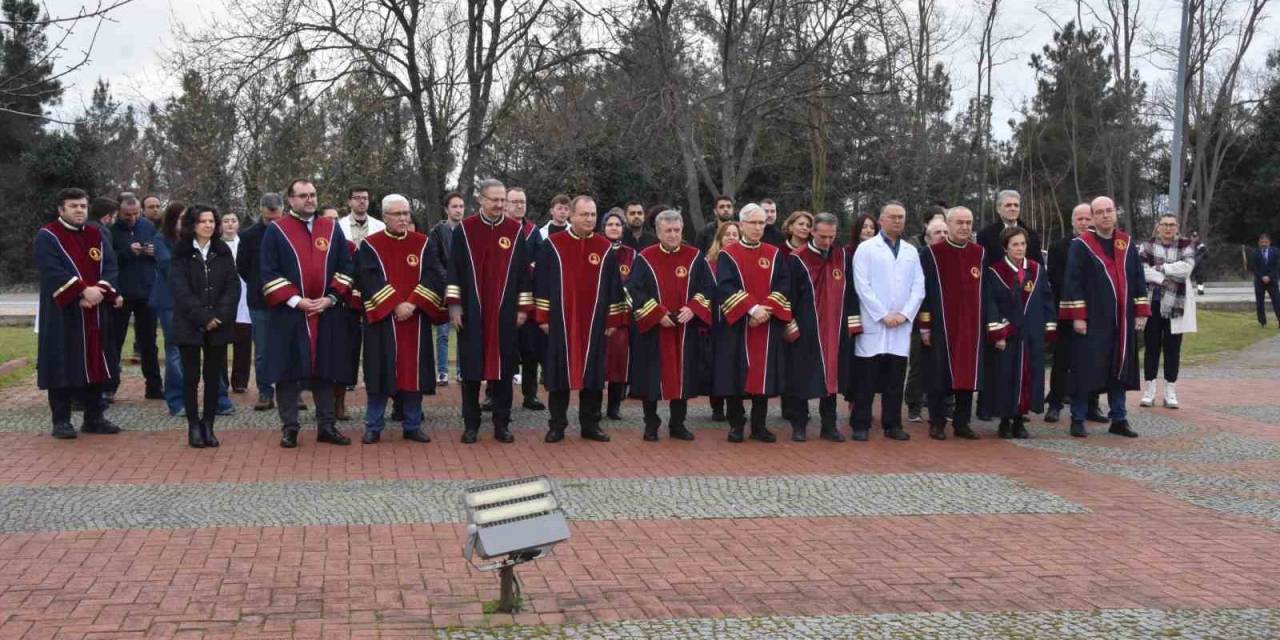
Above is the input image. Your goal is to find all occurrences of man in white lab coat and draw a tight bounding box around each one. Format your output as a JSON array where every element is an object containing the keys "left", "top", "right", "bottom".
[{"left": 850, "top": 201, "right": 925, "bottom": 441}]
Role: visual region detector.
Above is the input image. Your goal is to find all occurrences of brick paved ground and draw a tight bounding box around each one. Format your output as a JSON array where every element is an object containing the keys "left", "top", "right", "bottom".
[{"left": 1, "top": 339, "right": 1279, "bottom": 638}]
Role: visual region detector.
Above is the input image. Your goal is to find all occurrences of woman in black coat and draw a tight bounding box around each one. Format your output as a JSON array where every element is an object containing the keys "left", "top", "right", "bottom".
[{"left": 169, "top": 204, "right": 240, "bottom": 448}]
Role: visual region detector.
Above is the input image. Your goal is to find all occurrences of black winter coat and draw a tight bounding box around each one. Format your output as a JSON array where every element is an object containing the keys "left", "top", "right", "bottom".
[{"left": 169, "top": 238, "right": 240, "bottom": 346}]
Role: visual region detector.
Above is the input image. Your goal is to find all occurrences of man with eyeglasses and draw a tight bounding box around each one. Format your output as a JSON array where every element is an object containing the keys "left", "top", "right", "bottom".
[
  {"left": 1059, "top": 196, "right": 1149, "bottom": 438},
  {"left": 338, "top": 186, "right": 385, "bottom": 246},
  {"left": 447, "top": 179, "right": 533, "bottom": 443},
  {"left": 1138, "top": 214, "right": 1197, "bottom": 409},
  {"left": 260, "top": 178, "right": 358, "bottom": 448}
]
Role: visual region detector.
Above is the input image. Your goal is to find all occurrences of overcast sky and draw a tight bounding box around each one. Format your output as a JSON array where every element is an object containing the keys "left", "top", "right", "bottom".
[{"left": 48, "top": 0, "right": 1270, "bottom": 140}]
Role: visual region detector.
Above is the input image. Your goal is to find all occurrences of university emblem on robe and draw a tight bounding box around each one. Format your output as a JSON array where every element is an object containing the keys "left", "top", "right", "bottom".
[
  {"left": 315, "top": 237, "right": 329, "bottom": 251},
  {"left": 88, "top": 247, "right": 102, "bottom": 262},
  {"left": 1116, "top": 239, "right": 1128, "bottom": 251},
  {"left": 757, "top": 257, "right": 771, "bottom": 269},
  {"left": 407, "top": 254, "right": 419, "bottom": 267},
  {"left": 675, "top": 266, "right": 688, "bottom": 278},
  {"left": 588, "top": 253, "right": 601, "bottom": 265},
  {"left": 1023, "top": 279, "right": 1034, "bottom": 293},
  {"left": 498, "top": 236, "right": 512, "bottom": 250},
  {"left": 620, "top": 264, "right": 631, "bottom": 277},
  {"left": 832, "top": 268, "right": 843, "bottom": 280},
  {"left": 970, "top": 266, "right": 980, "bottom": 279}
]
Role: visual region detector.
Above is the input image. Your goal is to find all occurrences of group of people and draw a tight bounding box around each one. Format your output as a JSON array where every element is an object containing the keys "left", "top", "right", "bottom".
[{"left": 35, "top": 181, "right": 1200, "bottom": 447}]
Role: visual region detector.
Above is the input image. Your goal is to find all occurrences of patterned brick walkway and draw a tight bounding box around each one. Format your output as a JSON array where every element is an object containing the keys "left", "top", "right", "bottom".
[{"left": 1, "top": 339, "right": 1279, "bottom": 638}]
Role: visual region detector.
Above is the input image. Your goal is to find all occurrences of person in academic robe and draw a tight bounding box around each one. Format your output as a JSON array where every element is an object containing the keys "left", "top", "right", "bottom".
[
  {"left": 534, "top": 195, "right": 628, "bottom": 442},
  {"left": 320, "top": 205, "right": 363, "bottom": 421},
  {"left": 357, "top": 195, "right": 447, "bottom": 444},
  {"left": 259, "top": 179, "right": 358, "bottom": 448},
  {"left": 849, "top": 202, "right": 925, "bottom": 442},
  {"left": 1044, "top": 204, "right": 1104, "bottom": 423},
  {"left": 703, "top": 222, "right": 741, "bottom": 423},
  {"left": 36, "top": 188, "right": 123, "bottom": 439},
  {"left": 446, "top": 179, "right": 533, "bottom": 443},
  {"left": 601, "top": 209, "right": 635, "bottom": 420},
  {"left": 783, "top": 213, "right": 861, "bottom": 442},
  {"left": 980, "top": 227, "right": 1055, "bottom": 439},
  {"left": 627, "top": 210, "right": 714, "bottom": 441},
  {"left": 712, "top": 203, "right": 794, "bottom": 443},
  {"left": 1059, "top": 196, "right": 1149, "bottom": 438},
  {"left": 503, "top": 193, "right": 568, "bottom": 413},
  {"left": 777, "top": 210, "right": 813, "bottom": 258},
  {"left": 918, "top": 206, "right": 986, "bottom": 441}
]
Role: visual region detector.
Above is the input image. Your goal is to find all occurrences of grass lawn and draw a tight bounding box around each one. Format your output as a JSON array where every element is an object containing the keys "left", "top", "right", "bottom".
[{"left": 0, "top": 325, "right": 38, "bottom": 389}]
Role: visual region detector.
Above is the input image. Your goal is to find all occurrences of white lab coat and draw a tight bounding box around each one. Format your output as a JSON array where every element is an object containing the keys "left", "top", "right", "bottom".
[
  {"left": 853, "top": 233, "right": 926, "bottom": 358},
  {"left": 224, "top": 235, "right": 252, "bottom": 324}
]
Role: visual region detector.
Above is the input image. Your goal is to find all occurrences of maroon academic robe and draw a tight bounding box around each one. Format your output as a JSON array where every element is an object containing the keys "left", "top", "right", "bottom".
[
  {"left": 445, "top": 214, "right": 533, "bottom": 382},
  {"left": 918, "top": 240, "right": 986, "bottom": 392},
  {"left": 786, "top": 244, "right": 861, "bottom": 398},
  {"left": 35, "top": 220, "right": 119, "bottom": 390},
  {"left": 627, "top": 244, "right": 715, "bottom": 400},
  {"left": 533, "top": 230, "right": 628, "bottom": 392},
  {"left": 359, "top": 230, "right": 447, "bottom": 396},
  {"left": 605, "top": 243, "right": 636, "bottom": 383},
  {"left": 712, "top": 240, "right": 794, "bottom": 397}
]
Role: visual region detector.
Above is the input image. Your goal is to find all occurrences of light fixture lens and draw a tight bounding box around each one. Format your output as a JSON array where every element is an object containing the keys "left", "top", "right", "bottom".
[
  {"left": 465, "top": 479, "right": 553, "bottom": 508},
  {"left": 471, "top": 496, "right": 558, "bottom": 525}
]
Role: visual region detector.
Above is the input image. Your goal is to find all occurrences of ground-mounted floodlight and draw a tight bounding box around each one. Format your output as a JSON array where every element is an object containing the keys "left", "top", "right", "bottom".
[{"left": 462, "top": 476, "right": 569, "bottom": 613}]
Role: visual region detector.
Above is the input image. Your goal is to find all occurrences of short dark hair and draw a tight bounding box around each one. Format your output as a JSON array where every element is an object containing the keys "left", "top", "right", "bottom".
[
  {"left": 1000, "top": 225, "right": 1029, "bottom": 249},
  {"left": 923, "top": 204, "right": 947, "bottom": 224},
  {"left": 286, "top": 178, "right": 313, "bottom": 197},
  {"left": 348, "top": 186, "right": 370, "bottom": 199},
  {"left": 624, "top": 200, "right": 643, "bottom": 210},
  {"left": 142, "top": 194, "right": 163, "bottom": 206},
  {"left": 550, "top": 194, "right": 571, "bottom": 208},
  {"left": 714, "top": 195, "right": 734, "bottom": 207},
  {"left": 443, "top": 191, "right": 464, "bottom": 207},
  {"left": 89, "top": 197, "right": 118, "bottom": 221},
  {"left": 56, "top": 188, "right": 89, "bottom": 208},
  {"left": 760, "top": 198, "right": 776, "bottom": 207},
  {"left": 118, "top": 191, "right": 140, "bottom": 207},
  {"left": 318, "top": 204, "right": 341, "bottom": 217}
]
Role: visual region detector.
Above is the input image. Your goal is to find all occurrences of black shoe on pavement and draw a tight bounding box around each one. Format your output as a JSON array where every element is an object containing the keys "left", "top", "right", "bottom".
[
  {"left": 317, "top": 427, "right": 351, "bottom": 445},
  {"left": 850, "top": 430, "right": 869, "bottom": 442},
  {"left": 929, "top": 423, "right": 947, "bottom": 440},
  {"left": 86, "top": 419, "right": 121, "bottom": 435},
  {"left": 749, "top": 428, "right": 777, "bottom": 443},
  {"left": 403, "top": 429, "right": 430, "bottom": 443},
  {"left": 954, "top": 425, "right": 979, "bottom": 440},
  {"left": 1012, "top": 418, "right": 1030, "bottom": 439},
  {"left": 819, "top": 427, "right": 845, "bottom": 442},
  {"left": 884, "top": 429, "right": 910, "bottom": 441},
  {"left": 254, "top": 396, "right": 274, "bottom": 411},
  {"left": 281, "top": 428, "right": 300, "bottom": 448},
  {"left": 1070, "top": 420, "right": 1088, "bottom": 438},
  {"left": 1044, "top": 407, "right": 1060, "bottom": 423},
  {"left": 1108, "top": 420, "right": 1139, "bottom": 438},
  {"left": 495, "top": 426, "right": 515, "bottom": 443},
  {"left": 461, "top": 428, "right": 479, "bottom": 444},
  {"left": 51, "top": 422, "right": 77, "bottom": 439},
  {"left": 523, "top": 397, "right": 546, "bottom": 411},
  {"left": 669, "top": 424, "right": 695, "bottom": 441},
  {"left": 544, "top": 429, "right": 565, "bottom": 443},
  {"left": 582, "top": 428, "right": 611, "bottom": 442},
  {"left": 791, "top": 427, "right": 807, "bottom": 442},
  {"left": 362, "top": 431, "right": 380, "bottom": 444},
  {"left": 643, "top": 425, "right": 659, "bottom": 442},
  {"left": 727, "top": 426, "right": 744, "bottom": 443},
  {"left": 1086, "top": 407, "right": 1108, "bottom": 423}
]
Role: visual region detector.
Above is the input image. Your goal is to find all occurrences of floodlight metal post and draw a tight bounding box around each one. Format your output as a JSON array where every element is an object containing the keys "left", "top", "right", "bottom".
[
  {"left": 498, "top": 565, "right": 517, "bottom": 613},
  {"left": 462, "top": 476, "right": 569, "bottom": 614}
]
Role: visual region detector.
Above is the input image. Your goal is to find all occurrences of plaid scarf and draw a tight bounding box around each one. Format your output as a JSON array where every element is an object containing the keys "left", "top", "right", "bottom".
[{"left": 1139, "top": 238, "right": 1195, "bottom": 319}]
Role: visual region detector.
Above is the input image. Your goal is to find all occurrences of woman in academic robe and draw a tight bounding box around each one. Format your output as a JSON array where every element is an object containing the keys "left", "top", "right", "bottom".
[
  {"left": 601, "top": 210, "right": 635, "bottom": 420},
  {"left": 703, "top": 221, "right": 740, "bottom": 422}
]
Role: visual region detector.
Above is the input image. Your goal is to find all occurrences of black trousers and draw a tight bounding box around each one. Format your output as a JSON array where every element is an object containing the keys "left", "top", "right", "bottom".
[
  {"left": 709, "top": 396, "right": 725, "bottom": 416},
  {"left": 851, "top": 354, "right": 907, "bottom": 433},
  {"left": 783, "top": 394, "right": 837, "bottom": 430},
  {"left": 464, "top": 379, "right": 512, "bottom": 431},
  {"left": 548, "top": 389, "right": 602, "bottom": 433},
  {"left": 928, "top": 389, "right": 973, "bottom": 428},
  {"left": 230, "top": 322, "right": 252, "bottom": 391},
  {"left": 726, "top": 395, "right": 769, "bottom": 430},
  {"left": 1143, "top": 314, "right": 1183, "bottom": 383},
  {"left": 1255, "top": 279, "right": 1280, "bottom": 325},
  {"left": 904, "top": 331, "right": 926, "bottom": 410},
  {"left": 179, "top": 340, "right": 228, "bottom": 426},
  {"left": 108, "top": 298, "right": 160, "bottom": 393},
  {"left": 1046, "top": 325, "right": 1073, "bottom": 409},
  {"left": 48, "top": 384, "right": 106, "bottom": 426},
  {"left": 276, "top": 378, "right": 335, "bottom": 431},
  {"left": 642, "top": 399, "right": 688, "bottom": 429},
  {"left": 521, "top": 359, "right": 540, "bottom": 400},
  {"left": 607, "top": 382, "right": 627, "bottom": 410}
]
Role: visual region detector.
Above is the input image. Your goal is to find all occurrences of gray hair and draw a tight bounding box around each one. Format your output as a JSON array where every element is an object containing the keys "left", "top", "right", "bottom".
[
  {"left": 996, "top": 190, "right": 1021, "bottom": 207},
  {"left": 738, "top": 203, "right": 764, "bottom": 221},
  {"left": 119, "top": 192, "right": 139, "bottom": 206},
  {"left": 945, "top": 206, "right": 974, "bottom": 222},
  {"left": 382, "top": 193, "right": 411, "bottom": 211},
  {"left": 813, "top": 212, "right": 839, "bottom": 228},
  {"left": 654, "top": 209, "right": 683, "bottom": 228},
  {"left": 260, "top": 193, "right": 283, "bottom": 210},
  {"left": 476, "top": 178, "right": 505, "bottom": 195}
]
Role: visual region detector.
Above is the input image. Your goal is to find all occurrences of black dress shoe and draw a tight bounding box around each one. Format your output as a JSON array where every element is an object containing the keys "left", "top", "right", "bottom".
[
  {"left": 1012, "top": 419, "right": 1030, "bottom": 439},
  {"left": 1086, "top": 408, "right": 1108, "bottom": 423},
  {"left": 403, "top": 429, "right": 430, "bottom": 443},
  {"left": 461, "top": 428, "right": 479, "bottom": 444},
  {"left": 1044, "top": 407, "right": 1061, "bottom": 423},
  {"left": 86, "top": 420, "right": 121, "bottom": 435},
  {"left": 669, "top": 424, "right": 696, "bottom": 441},
  {"left": 749, "top": 428, "right": 776, "bottom": 443},
  {"left": 1108, "top": 420, "right": 1139, "bottom": 438},
  {"left": 791, "top": 428, "right": 807, "bottom": 442},
  {"left": 201, "top": 422, "right": 219, "bottom": 448},
  {"left": 544, "top": 429, "right": 565, "bottom": 443},
  {"left": 297, "top": 403, "right": 309, "bottom": 411},
  {"left": 1070, "top": 420, "right": 1088, "bottom": 438},
  {"left": 929, "top": 424, "right": 947, "bottom": 440},
  {"left": 727, "top": 426, "right": 744, "bottom": 443},
  {"left": 522, "top": 398, "right": 546, "bottom": 411},
  {"left": 254, "top": 396, "right": 274, "bottom": 411},
  {"left": 51, "top": 422, "right": 77, "bottom": 439},
  {"left": 582, "top": 428, "right": 611, "bottom": 442},
  {"left": 606, "top": 408, "right": 622, "bottom": 420},
  {"left": 819, "top": 427, "right": 845, "bottom": 442},
  {"left": 954, "top": 425, "right": 980, "bottom": 440},
  {"left": 850, "top": 430, "right": 869, "bottom": 442},
  {"left": 494, "top": 426, "right": 515, "bottom": 443},
  {"left": 362, "top": 431, "right": 381, "bottom": 444},
  {"left": 643, "top": 427, "right": 659, "bottom": 442},
  {"left": 144, "top": 388, "right": 164, "bottom": 400},
  {"left": 317, "top": 427, "right": 352, "bottom": 445},
  {"left": 281, "top": 428, "right": 300, "bottom": 448},
  {"left": 997, "top": 419, "right": 1013, "bottom": 439},
  {"left": 884, "top": 429, "right": 910, "bottom": 441},
  {"left": 188, "top": 424, "right": 207, "bottom": 449}
]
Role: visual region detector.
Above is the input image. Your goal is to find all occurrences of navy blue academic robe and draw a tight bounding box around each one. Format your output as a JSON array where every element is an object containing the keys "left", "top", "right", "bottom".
[
  {"left": 35, "top": 220, "right": 119, "bottom": 390},
  {"left": 258, "top": 212, "right": 357, "bottom": 385},
  {"left": 626, "top": 243, "right": 715, "bottom": 401},
  {"left": 1059, "top": 230, "right": 1150, "bottom": 394},
  {"left": 980, "top": 257, "right": 1056, "bottom": 418}
]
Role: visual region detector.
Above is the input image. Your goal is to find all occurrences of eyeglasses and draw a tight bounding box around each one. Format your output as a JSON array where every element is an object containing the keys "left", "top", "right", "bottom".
[{"left": 292, "top": 192, "right": 318, "bottom": 199}]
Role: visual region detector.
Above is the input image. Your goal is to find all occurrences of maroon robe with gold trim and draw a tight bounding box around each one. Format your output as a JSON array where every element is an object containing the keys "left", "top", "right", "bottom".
[
  {"left": 918, "top": 239, "right": 986, "bottom": 392},
  {"left": 605, "top": 243, "right": 636, "bottom": 384},
  {"left": 35, "top": 219, "right": 119, "bottom": 390},
  {"left": 533, "top": 230, "right": 628, "bottom": 392},
  {"left": 627, "top": 243, "right": 715, "bottom": 400},
  {"left": 712, "top": 240, "right": 794, "bottom": 397},
  {"left": 446, "top": 213, "right": 533, "bottom": 382},
  {"left": 359, "top": 229, "right": 447, "bottom": 396},
  {"left": 785, "top": 243, "right": 862, "bottom": 398}
]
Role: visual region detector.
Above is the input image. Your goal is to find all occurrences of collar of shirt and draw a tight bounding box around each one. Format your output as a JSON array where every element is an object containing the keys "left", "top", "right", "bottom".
[
  {"left": 193, "top": 239, "right": 211, "bottom": 260},
  {"left": 58, "top": 218, "right": 82, "bottom": 231},
  {"left": 806, "top": 241, "right": 828, "bottom": 258},
  {"left": 879, "top": 231, "right": 900, "bottom": 252}
]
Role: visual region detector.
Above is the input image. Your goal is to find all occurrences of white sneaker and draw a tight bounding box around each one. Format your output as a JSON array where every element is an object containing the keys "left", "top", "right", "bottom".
[
  {"left": 513, "top": 373, "right": 522, "bottom": 385},
  {"left": 1140, "top": 380, "right": 1156, "bottom": 407},
  {"left": 1164, "top": 382, "right": 1179, "bottom": 409}
]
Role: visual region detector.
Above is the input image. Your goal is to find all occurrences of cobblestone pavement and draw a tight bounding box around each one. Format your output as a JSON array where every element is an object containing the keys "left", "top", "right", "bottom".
[{"left": 0, "top": 339, "right": 1278, "bottom": 637}]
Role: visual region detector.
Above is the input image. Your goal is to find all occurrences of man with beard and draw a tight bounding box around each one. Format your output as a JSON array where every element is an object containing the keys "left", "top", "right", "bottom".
[
  {"left": 697, "top": 195, "right": 736, "bottom": 253},
  {"left": 760, "top": 198, "right": 786, "bottom": 246},
  {"left": 620, "top": 200, "right": 657, "bottom": 251},
  {"left": 338, "top": 185, "right": 385, "bottom": 246}
]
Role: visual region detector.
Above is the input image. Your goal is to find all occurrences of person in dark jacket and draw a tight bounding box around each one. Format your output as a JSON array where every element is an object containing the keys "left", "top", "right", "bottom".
[
  {"left": 1044, "top": 204, "right": 1104, "bottom": 423},
  {"left": 696, "top": 196, "right": 737, "bottom": 253},
  {"left": 620, "top": 200, "right": 658, "bottom": 251},
  {"left": 1248, "top": 233, "right": 1280, "bottom": 327},
  {"left": 106, "top": 193, "right": 162, "bottom": 400},
  {"left": 976, "top": 190, "right": 1044, "bottom": 267},
  {"left": 169, "top": 204, "right": 241, "bottom": 448},
  {"left": 236, "top": 193, "right": 289, "bottom": 410}
]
